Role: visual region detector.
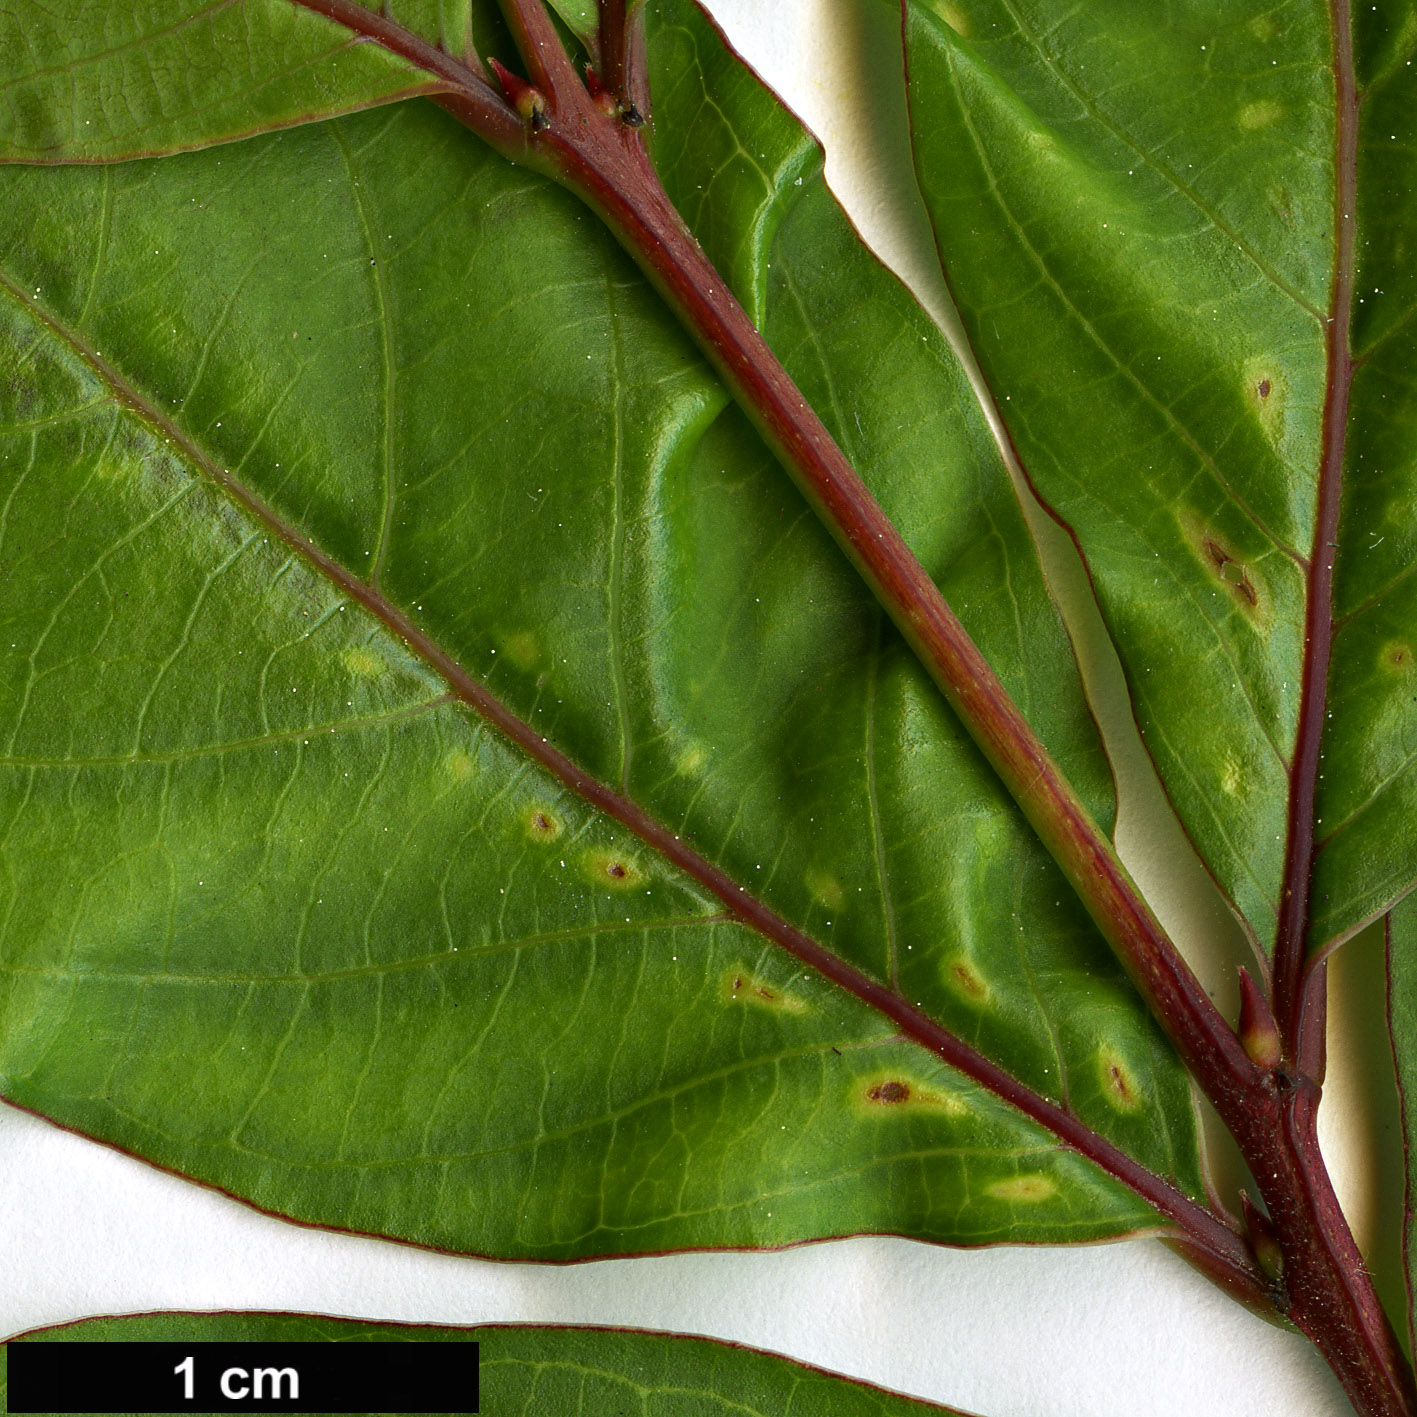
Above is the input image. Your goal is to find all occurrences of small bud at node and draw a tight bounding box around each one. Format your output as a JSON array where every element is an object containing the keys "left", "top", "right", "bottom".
[
  {"left": 488, "top": 58, "right": 548, "bottom": 132},
  {"left": 1237, "top": 967, "right": 1282, "bottom": 1070},
  {"left": 1241, "top": 1194, "right": 1284, "bottom": 1285}
]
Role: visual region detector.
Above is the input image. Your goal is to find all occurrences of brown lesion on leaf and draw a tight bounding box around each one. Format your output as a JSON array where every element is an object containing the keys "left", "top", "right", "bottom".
[
  {"left": 944, "top": 955, "right": 991, "bottom": 1006},
  {"left": 525, "top": 804, "right": 562, "bottom": 842},
  {"left": 867, "top": 1080, "right": 910, "bottom": 1104},
  {"left": 1097, "top": 1045, "right": 1145, "bottom": 1114},
  {"left": 720, "top": 968, "right": 808, "bottom": 1015},
  {"left": 1242, "top": 357, "right": 1287, "bottom": 449},
  {"left": 855, "top": 1073, "right": 967, "bottom": 1116},
  {"left": 1183, "top": 516, "right": 1267, "bottom": 623},
  {"left": 1203, "top": 536, "right": 1260, "bottom": 609},
  {"left": 581, "top": 849, "right": 645, "bottom": 889}
]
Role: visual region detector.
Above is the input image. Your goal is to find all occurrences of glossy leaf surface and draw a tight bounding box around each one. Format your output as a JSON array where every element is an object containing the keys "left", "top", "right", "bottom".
[
  {"left": 903, "top": 0, "right": 1417, "bottom": 954},
  {"left": 0, "top": 1314, "right": 968, "bottom": 1416},
  {"left": 0, "top": 0, "right": 1203, "bottom": 1256}
]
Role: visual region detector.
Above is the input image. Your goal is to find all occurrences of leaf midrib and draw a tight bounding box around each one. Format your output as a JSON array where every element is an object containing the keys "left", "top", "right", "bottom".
[{"left": 1272, "top": 0, "right": 1358, "bottom": 1047}]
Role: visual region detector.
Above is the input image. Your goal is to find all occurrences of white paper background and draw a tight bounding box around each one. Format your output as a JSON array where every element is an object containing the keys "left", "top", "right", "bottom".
[{"left": 1, "top": 4, "right": 1397, "bottom": 1414}]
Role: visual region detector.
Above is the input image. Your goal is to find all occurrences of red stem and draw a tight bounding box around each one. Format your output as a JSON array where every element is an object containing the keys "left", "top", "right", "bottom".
[
  {"left": 495, "top": 0, "right": 581, "bottom": 91},
  {"left": 292, "top": 0, "right": 519, "bottom": 144},
  {"left": 597, "top": 0, "right": 649, "bottom": 118},
  {"left": 1250, "top": 8, "right": 1414, "bottom": 1409},
  {"left": 1228, "top": 1079, "right": 1414, "bottom": 1417},
  {"left": 519, "top": 18, "right": 1260, "bottom": 1118},
  {"left": 598, "top": 0, "right": 628, "bottom": 89}
]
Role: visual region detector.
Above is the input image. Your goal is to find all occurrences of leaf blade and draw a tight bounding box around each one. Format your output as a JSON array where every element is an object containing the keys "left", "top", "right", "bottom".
[
  {"left": 0, "top": 1, "right": 451, "bottom": 161},
  {"left": 1311, "top": 3, "right": 1417, "bottom": 945},
  {"left": 901, "top": 0, "right": 1417, "bottom": 964}
]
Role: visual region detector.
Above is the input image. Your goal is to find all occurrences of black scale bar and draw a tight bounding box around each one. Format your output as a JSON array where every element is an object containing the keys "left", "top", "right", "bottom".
[{"left": 6, "top": 1341, "right": 480, "bottom": 1413}]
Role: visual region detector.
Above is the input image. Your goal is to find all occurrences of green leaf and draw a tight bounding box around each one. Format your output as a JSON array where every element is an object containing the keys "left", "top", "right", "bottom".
[
  {"left": 1, "top": 1314, "right": 970, "bottom": 1417},
  {"left": 1325, "top": 0, "right": 1417, "bottom": 944},
  {"left": 0, "top": 2, "right": 445, "bottom": 161},
  {"left": 0, "top": 0, "right": 1204, "bottom": 1258},
  {"left": 546, "top": 0, "right": 599, "bottom": 45},
  {"left": 902, "top": 0, "right": 1417, "bottom": 955}
]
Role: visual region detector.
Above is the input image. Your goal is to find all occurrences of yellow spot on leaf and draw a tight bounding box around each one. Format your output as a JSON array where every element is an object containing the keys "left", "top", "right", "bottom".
[
  {"left": 674, "top": 743, "right": 707, "bottom": 776},
  {"left": 928, "top": 0, "right": 971, "bottom": 36},
  {"left": 500, "top": 631, "right": 539, "bottom": 671},
  {"left": 1238, "top": 99, "right": 1284, "bottom": 131},
  {"left": 1248, "top": 14, "right": 1280, "bottom": 40},
  {"left": 987, "top": 1174, "right": 1057, "bottom": 1203},
  {"left": 342, "top": 646, "right": 385, "bottom": 678},
  {"left": 443, "top": 749, "right": 475, "bottom": 783},
  {"left": 1221, "top": 753, "right": 1245, "bottom": 797},
  {"left": 1267, "top": 183, "right": 1296, "bottom": 227},
  {"left": 583, "top": 849, "right": 644, "bottom": 890},
  {"left": 805, "top": 869, "right": 845, "bottom": 912},
  {"left": 1395, "top": 12, "right": 1417, "bottom": 61},
  {"left": 1382, "top": 642, "right": 1413, "bottom": 674},
  {"left": 721, "top": 969, "right": 808, "bottom": 1015},
  {"left": 1097, "top": 1045, "right": 1144, "bottom": 1113}
]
